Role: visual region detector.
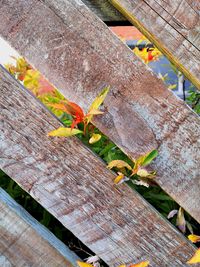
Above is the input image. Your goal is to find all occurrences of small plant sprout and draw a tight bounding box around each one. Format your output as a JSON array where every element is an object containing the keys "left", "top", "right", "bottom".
[
  {"left": 107, "top": 149, "right": 158, "bottom": 186},
  {"left": 48, "top": 86, "right": 109, "bottom": 137}
]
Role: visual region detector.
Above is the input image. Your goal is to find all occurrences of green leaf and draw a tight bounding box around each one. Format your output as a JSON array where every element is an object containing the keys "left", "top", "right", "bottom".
[
  {"left": 48, "top": 127, "right": 83, "bottom": 137},
  {"left": 142, "top": 149, "right": 158, "bottom": 166}
]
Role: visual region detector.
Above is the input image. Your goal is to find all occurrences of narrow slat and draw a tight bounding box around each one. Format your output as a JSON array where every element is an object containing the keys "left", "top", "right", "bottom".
[
  {"left": 108, "top": 0, "right": 200, "bottom": 89},
  {"left": 0, "top": 0, "right": 199, "bottom": 223},
  {"left": 82, "top": 0, "right": 126, "bottom": 21},
  {"left": 0, "top": 67, "right": 198, "bottom": 266},
  {"left": 0, "top": 188, "right": 79, "bottom": 267}
]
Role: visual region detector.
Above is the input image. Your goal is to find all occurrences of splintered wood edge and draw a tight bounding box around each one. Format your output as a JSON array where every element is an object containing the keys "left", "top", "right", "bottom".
[
  {"left": 109, "top": 0, "right": 200, "bottom": 90},
  {"left": 0, "top": 65, "right": 197, "bottom": 266},
  {"left": 0, "top": 188, "right": 79, "bottom": 266}
]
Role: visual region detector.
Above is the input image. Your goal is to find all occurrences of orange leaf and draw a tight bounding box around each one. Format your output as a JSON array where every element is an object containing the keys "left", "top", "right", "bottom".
[
  {"left": 48, "top": 103, "right": 69, "bottom": 113},
  {"left": 129, "top": 261, "right": 150, "bottom": 267},
  {"left": 65, "top": 101, "right": 85, "bottom": 119},
  {"left": 187, "top": 248, "right": 200, "bottom": 264}
]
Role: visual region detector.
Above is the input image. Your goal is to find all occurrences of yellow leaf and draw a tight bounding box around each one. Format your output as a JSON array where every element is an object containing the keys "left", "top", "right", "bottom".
[
  {"left": 187, "top": 248, "right": 200, "bottom": 264},
  {"left": 130, "top": 261, "right": 150, "bottom": 267},
  {"left": 188, "top": 234, "right": 200, "bottom": 243},
  {"left": 77, "top": 261, "right": 94, "bottom": 267},
  {"left": 88, "top": 86, "right": 109, "bottom": 112},
  {"left": 118, "top": 265, "right": 126, "bottom": 267},
  {"left": 86, "top": 86, "right": 109, "bottom": 123},
  {"left": 48, "top": 127, "right": 82, "bottom": 137},
  {"left": 89, "top": 133, "right": 101, "bottom": 144},
  {"left": 107, "top": 160, "right": 132, "bottom": 171},
  {"left": 114, "top": 172, "right": 126, "bottom": 184},
  {"left": 168, "top": 84, "right": 177, "bottom": 90},
  {"left": 87, "top": 109, "right": 104, "bottom": 115}
]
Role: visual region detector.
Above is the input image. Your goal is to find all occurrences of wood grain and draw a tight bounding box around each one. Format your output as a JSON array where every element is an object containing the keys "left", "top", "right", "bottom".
[
  {"left": 0, "top": 188, "right": 79, "bottom": 267},
  {"left": 0, "top": 67, "right": 198, "bottom": 266},
  {"left": 0, "top": 0, "right": 199, "bottom": 223},
  {"left": 82, "top": 0, "right": 126, "bottom": 21},
  {"left": 109, "top": 0, "right": 200, "bottom": 89}
]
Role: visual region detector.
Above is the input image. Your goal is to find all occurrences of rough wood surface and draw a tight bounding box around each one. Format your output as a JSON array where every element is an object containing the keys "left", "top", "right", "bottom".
[
  {"left": 82, "top": 0, "right": 126, "bottom": 21},
  {"left": 108, "top": 0, "right": 200, "bottom": 89},
  {"left": 0, "top": 0, "right": 199, "bottom": 223},
  {"left": 0, "top": 188, "right": 79, "bottom": 267},
  {"left": 0, "top": 67, "right": 198, "bottom": 266}
]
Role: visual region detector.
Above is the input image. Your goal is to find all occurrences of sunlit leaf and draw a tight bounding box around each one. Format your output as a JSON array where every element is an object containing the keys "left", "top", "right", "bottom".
[
  {"left": 176, "top": 207, "right": 186, "bottom": 233},
  {"left": 141, "top": 150, "right": 158, "bottom": 166},
  {"left": 188, "top": 234, "right": 200, "bottom": 243},
  {"left": 107, "top": 160, "right": 132, "bottom": 171},
  {"left": 89, "top": 133, "right": 101, "bottom": 144},
  {"left": 114, "top": 172, "right": 129, "bottom": 185},
  {"left": 48, "top": 127, "right": 83, "bottom": 137},
  {"left": 118, "top": 265, "right": 126, "bottom": 267},
  {"left": 132, "top": 179, "right": 150, "bottom": 188},
  {"left": 187, "top": 248, "right": 200, "bottom": 264},
  {"left": 48, "top": 103, "right": 69, "bottom": 113},
  {"left": 77, "top": 261, "right": 94, "bottom": 267}
]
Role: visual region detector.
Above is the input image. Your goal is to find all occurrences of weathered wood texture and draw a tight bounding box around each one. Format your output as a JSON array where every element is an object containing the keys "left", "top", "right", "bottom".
[
  {"left": 0, "top": 0, "right": 199, "bottom": 223},
  {"left": 0, "top": 67, "right": 198, "bottom": 266},
  {"left": 82, "top": 0, "right": 126, "bottom": 21},
  {"left": 0, "top": 188, "right": 79, "bottom": 267},
  {"left": 108, "top": 0, "right": 200, "bottom": 89}
]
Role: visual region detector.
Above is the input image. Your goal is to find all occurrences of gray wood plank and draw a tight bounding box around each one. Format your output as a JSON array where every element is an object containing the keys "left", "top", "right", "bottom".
[
  {"left": 0, "top": 0, "right": 199, "bottom": 223},
  {"left": 0, "top": 188, "right": 79, "bottom": 267},
  {"left": 109, "top": 0, "right": 200, "bottom": 89},
  {"left": 0, "top": 66, "right": 198, "bottom": 266},
  {"left": 82, "top": 0, "right": 126, "bottom": 21}
]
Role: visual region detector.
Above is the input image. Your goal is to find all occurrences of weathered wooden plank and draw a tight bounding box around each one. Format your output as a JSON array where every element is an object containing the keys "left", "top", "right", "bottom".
[
  {"left": 0, "top": 188, "right": 79, "bottom": 267},
  {"left": 0, "top": 0, "right": 199, "bottom": 223},
  {"left": 0, "top": 67, "right": 198, "bottom": 266},
  {"left": 82, "top": 0, "right": 126, "bottom": 21},
  {"left": 108, "top": 0, "right": 200, "bottom": 89}
]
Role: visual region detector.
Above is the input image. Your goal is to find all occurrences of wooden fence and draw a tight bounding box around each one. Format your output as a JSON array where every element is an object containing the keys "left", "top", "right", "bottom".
[{"left": 0, "top": 0, "right": 199, "bottom": 266}]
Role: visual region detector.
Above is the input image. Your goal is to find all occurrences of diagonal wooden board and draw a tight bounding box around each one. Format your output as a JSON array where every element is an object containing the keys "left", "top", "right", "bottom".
[
  {"left": 0, "top": 188, "right": 79, "bottom": 267},
  {"left": 0, "top": 0, "right": 200, "bottom": 225},
  {"left": 0, "top": 67, "right": 198, "bottom": 266},
  {"left": 108, "top": 0, "right": 200, "bottom": 90}
]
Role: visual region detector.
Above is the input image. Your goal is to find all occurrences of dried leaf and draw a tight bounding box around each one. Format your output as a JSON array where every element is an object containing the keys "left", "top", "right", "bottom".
[
  {"left": 48, "top": 127, "right": 83, "bottom": 137},
  {"left": 167, "top": 209, "right": 178, "bottom": 219},
  {"left": 86, "top": 255, "right": 100, "bottom": 264},
  {"left": 107, "top": 160, "right": 132, "bottom": 171},
  {"left": 187, "top": 248, "right": 200, "bottom": 264},
  {"left": 132, "top": 179, "right": 150, "bottom": 188},
  {"left": 77, "top": 261, "right": 94, "bottom": 267},
  {"left": 188, "top": 234, "right": 200, "bottom": 243},
  {"left": 176, "top": 207, "right": 186, "bottom": 233},
  {"left": 89, "top": 133, "right": 101, "bottom": 144}
]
